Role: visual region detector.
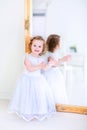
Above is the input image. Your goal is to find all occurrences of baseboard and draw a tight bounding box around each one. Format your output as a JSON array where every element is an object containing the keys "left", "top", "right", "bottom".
[{"left": 0, "top": 92, "right": 11, "bottom": 99}]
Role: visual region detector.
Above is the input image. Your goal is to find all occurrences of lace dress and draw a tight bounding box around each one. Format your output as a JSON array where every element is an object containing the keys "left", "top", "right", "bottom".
[{"left": 8, "top": 54, "right": 56, "bottom": 121}]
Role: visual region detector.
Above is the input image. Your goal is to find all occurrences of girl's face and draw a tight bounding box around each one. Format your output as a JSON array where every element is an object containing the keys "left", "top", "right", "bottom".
[{"left": 31, "top": 39, "right": 44, "bottom": 56}]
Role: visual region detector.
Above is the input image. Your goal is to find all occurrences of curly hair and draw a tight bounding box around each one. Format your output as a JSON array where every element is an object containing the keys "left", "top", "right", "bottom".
[
  {"left": 28, "top": 36, "right": 46, "bottom": 55},
  {"left": 46, "top": 34, "right": 60, "bottom": 52}
]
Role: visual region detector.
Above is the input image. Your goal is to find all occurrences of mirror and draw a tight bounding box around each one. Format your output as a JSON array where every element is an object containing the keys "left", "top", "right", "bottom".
[{"left": 25, "top": 0, "right": 87, "bottom": 114}]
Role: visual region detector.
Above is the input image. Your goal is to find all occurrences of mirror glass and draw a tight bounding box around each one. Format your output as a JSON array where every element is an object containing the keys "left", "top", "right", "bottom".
[{"left": 32, "top": 0, "right": 87, "bottom": 106}]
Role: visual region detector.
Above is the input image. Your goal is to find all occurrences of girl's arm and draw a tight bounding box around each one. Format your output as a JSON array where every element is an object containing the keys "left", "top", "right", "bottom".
[
  {"left": 42, "top": 57, "right": 55, "bottom": 70},
  {"left": 48, "top": 55, "right": 71, "bottom": 67},
  {"left": 43, "top": 59, "right": 56, "bottom": 70},
  {"left": 24, "top": 58, "right": 45, "bottom": 72},
  {"left": 57, "top": 54, "right": 71, "bottom": 66}
]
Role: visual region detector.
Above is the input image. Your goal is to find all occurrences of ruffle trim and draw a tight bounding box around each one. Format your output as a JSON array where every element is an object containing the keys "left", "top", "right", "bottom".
[{"left": 8, "top": 110, "right": 56, "bottom": 121}]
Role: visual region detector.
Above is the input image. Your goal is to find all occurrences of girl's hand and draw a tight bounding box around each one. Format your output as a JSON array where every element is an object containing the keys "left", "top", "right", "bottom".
[
  {"left": 48, "top": 59, "right": 58, "bottom": 67},
  {"left": 40, "top": 62, "right": 46, "bottom": 69},
  {"left": 48, "top": 56, "right": 54, "bottom": 62},
  {"left": 48, "top": 56, "right": 58, "bottom": 67},
  {"left": 62, "top": 54, "right": 71, "bottom": 62}
]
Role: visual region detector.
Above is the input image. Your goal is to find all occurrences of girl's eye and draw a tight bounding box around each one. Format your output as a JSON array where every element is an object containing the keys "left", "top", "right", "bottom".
[
  {"left": 39, "top": 46, "right": 41, "bottom": 48},
  {"left": 34, "top": 45, "right": 36, "bottom": 47}
]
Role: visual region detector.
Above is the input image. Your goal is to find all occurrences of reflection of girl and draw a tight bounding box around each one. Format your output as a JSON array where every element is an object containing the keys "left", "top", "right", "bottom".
[
  {"left": 8, "top": 36, "right": 56, "bottom": 121},
  {"left": 43, "top": 34, "right": 71, "bottom": 104}
]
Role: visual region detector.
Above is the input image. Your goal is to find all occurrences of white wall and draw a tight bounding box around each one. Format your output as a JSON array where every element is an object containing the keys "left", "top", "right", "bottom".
[
  {"left": 32, "top": 0, "right": 87, "bottom": 53},
  {"left": 0, "top": 0, "right": 24, "bottom": 99},
  {"left": 46, "top": 0, "right": 87, "bottom": 54},
  {"left": 32, "top": 15, "right": 46, "bottom": 38}
]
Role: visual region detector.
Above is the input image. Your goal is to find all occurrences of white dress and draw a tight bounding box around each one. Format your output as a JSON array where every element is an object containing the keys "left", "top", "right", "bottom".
[
  {"left": 42, "top": 51, "right": 68, "bottom": 104},
  {"left": 8, "top": 54, "right": 56, "bottom": 121}
]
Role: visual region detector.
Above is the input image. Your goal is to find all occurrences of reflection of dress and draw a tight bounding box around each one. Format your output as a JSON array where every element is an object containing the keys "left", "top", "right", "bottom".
[
  {"left": 43, "top": 51, "right": 68, "bottom": 104},
  {"left": 8, "top": 54, "right": 56, "bottom": 121}
]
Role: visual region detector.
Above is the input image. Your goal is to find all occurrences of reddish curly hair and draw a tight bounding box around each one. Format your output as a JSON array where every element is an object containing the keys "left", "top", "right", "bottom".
[{"left": 28, "top": 36, "right": 46, "bottom": 55}]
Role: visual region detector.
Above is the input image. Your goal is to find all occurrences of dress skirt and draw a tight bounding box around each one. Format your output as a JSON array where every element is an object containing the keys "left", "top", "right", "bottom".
[
  {"left": 8, "top": 72, "right": 56, "bottom": 121},
  {"left": 43, "top": 67, "right": 68, "bottom": 104}
]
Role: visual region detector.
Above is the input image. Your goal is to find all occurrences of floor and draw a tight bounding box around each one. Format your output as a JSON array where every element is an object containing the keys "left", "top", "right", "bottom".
[{"left": 0, "top": 99, "right": 87, "bottom": 130}]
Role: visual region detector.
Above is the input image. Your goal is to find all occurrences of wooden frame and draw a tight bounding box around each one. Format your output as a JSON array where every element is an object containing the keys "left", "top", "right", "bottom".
[
  {"left": 24, "top": 0, "right": 87, "bottom": 115},
  {"left": 24, "top": 0, "right": 32, "bottom": 53},
  {"left": 56, "top": 104, "right": 87, "bottom": 115}
]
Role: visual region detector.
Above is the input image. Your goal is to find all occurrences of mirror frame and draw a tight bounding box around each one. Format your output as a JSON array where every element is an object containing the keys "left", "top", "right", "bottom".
[
  {"left": 24, "top": 0, "right": 87, "bottom": 115},
  {"left": 24, "top": 0, "right": 32, "bottom": 53}
]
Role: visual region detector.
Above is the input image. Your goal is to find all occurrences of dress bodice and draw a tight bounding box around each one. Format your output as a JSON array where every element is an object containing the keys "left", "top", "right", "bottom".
[
  {"left": 43, "top": 51, "right": 61, "bottom": 63},
  {"left": 24, "top": 54, "right": 44, "bottom": 76}
]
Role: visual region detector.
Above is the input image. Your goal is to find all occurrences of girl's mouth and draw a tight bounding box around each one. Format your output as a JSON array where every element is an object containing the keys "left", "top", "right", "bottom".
[{"left": 35, "top": 50, "right": 39, "bottom": 52}]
